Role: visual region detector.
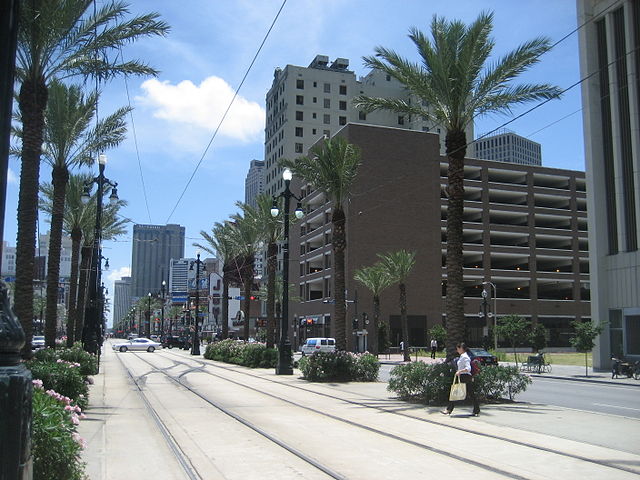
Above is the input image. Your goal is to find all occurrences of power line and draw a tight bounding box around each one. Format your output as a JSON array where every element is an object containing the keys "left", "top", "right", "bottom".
[{"left": 164, "top": 0, "right": 288, "bottom": 224}]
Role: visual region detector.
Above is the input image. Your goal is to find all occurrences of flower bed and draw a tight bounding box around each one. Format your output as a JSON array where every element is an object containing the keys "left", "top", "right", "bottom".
[
  {"left": 204, "top": 339, "right": 279, "bottom": 368},
  {"left": 298, "top": 351, "right": 380, "bottom": 382}
]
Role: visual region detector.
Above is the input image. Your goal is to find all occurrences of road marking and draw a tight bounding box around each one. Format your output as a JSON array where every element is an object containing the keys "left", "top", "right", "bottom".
[{"left": 593, "top": 403, "right": 640, "bottom": 411}]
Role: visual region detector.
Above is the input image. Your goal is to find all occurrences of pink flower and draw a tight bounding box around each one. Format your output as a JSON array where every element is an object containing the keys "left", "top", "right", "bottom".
[
  {"left": 72, "top": 433, "right": 87, "bottom": 449},
  {"left": 32, "top": 379, "right": 43, "bottom": 389}
]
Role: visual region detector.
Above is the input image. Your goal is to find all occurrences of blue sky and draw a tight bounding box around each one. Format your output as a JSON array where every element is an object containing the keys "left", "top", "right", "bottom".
[{"left": 5, "top": 1, "right": 584, "bottom": 325}]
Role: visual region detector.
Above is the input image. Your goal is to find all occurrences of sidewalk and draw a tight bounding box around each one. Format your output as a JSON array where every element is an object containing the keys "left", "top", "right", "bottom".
[{"left": 378, "top": 353, "right": 640, "bottom": 386}]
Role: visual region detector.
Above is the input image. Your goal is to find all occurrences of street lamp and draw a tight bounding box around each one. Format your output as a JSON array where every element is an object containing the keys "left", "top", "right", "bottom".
[
  {"left": 190, "top": 250, "right": 205, "bottom": 355},
  {"left": 270, "top": 167, "right": 304, "bottom": 375},
  {"left": 146, "top": 292, "right": 152, "bottom": 338},
  {"left": 482, "top": 281, "right": 498, "bottom": 351},
  {"left": 160, "top": 280, "right": 166, "bottom": 337},
  {"left": 80, "top": 153, "right": 118, "bottom": 357}
]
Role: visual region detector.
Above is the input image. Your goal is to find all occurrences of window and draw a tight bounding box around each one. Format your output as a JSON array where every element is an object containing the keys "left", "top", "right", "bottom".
[
  {"left": 296, "top": 95, "right": 304, "bottom": 105},
  {"left": 339, "top": 85, "right": 347, "bottom": 95},
  {"left": 313, "top": 97, "right": 317, "bottom": 103},
  {"left": 324, "top": 98, "right": 330, "bottom": 108},
  {"left": 312, "top": 112, "right": 317, "bottom": 119},
  {"left": 358, "top": 111, "right": 366, "bottom": 121},
  {"left": 323, "top": 83, "right": 331, "bottom": 93},
  {"left": 386, "top": 74, "right": 391, "bottom": 81},
  {"left": 398, "top": 115, "right": 405, "bottom": 125},
  {"left": 313, "top": 81, "right": 317, "bottom": 87},
  {"left": 339, "top": 101, "right": 347, "bottom": 110},
  {"left": 295, "top": 143, "right": 303, "bottom": 153},
  {"left": 312, "top": 128, "right": 317, "bottom": 134},
  {"left": 323, "top": 114, "right": 330, "bottom": 125},
  {"left": 323, "top": 129, "right": 330, "bottom": 137},
  {"left": 295, "top": 127, "right": 303, "bottom": 137},
  {"left": 296, "top": 79, "right": 304, "bottom": 89},
  {"left": 296, "top": 111, "right": 303, "bottom": 121},
  {"left": 339, "top": 116, "right": 347, "bottom": 126}
]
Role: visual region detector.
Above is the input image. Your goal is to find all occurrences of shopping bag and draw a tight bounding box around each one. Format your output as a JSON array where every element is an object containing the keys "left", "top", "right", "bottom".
[{"left": 449, "top": 375, "right": 467, "bottom": 401}]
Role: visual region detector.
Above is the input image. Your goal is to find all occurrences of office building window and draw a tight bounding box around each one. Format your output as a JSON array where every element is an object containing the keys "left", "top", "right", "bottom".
[
  {"left": 313, "top": 97, "right": 317, "bottom": 103},
  {"left": 296, "top": 79, "right": 304, "bottom": 89},
  {"left": 339, "top": 85, "right": 347, "bottom": 95},
  {"left": 324, "top": 98, "right": 330, "bottom": 108},
  {"left": 324, "top": 83, "right": 331, "bottom": 93},
  {"left": 295, "top": 127, "right": 303, "bottom": 137},
  {"left": 296, "top": 111, "right": 303, "bottom": 121},
  {"left": 339, "top": 101, "right": 347, "bottom": 110},
  {"left": 339, "top": 116, "right": 347, "bottom": 126},
  {"left": 312, "top": 112, "right": 317, "bottom": 119},
  {"left": 323, "top": 129, "right": 330, "bottom": 137},
  {"left": 313, "top": 81, "right": 317, "bottom": 87},
  {"left": 398, "top": 115, "right": 405, "bottom": 125},
  {"left": 296, "top": 95, "right": 304, "bottom": 105},
  {"left": 358, "top": 111, "right": 366, "bottom": 121},
  {"left": 386, "top": 74, "right": 391, "bottom": 81},
  {"left": 312, "top": 128, "right": 317, "bottom": 134},
  {"left": 323, "top": 114, "right": 330, "bottom": 125},
  {"left": 295, "top": 143, "right": 303, "bottom": 153}
]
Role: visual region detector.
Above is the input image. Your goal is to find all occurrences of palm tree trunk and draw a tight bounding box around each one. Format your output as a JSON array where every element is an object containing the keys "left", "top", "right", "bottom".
[
  {"left": 15, "top": 76, "right": 47, "bottom": 357},
  {"left": 332, "top": 208, "right": 347, "bottom": 351},
  {"left": 369, "top": 295, "right": 379, "bottom": 356},
  {"left": 221, "top": 270, "right": 229, "bottom": 339},
  {"left": 400, "top": 283, "right": 410, "bottom": 362},
  {"left": 242, "top": 256, "right": 253, "bottom": 341},
  {"left": 444, "top": 129, "right": 467, "bottom": 359},
  {"left": 266, "top": 241, "right": 277, "bottom": 349},
  {"left": 44, "top": 165, "right": 69, "bottom": 347},
  {"left": 66, "top": 228, "right": 82, "bottom": 346},
  {"left": 75, "top": 244, "right": 91, "bottom": 343}
]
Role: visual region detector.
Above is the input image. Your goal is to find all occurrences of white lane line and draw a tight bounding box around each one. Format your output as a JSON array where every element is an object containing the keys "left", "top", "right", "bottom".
[{"left": 593, "top": 403, "right": 640, "bottom": 411}]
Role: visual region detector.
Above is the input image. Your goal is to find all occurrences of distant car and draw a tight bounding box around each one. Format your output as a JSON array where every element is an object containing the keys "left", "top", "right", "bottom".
[
  {"left": 112, "top": 337, "right": 162, "bottom": 353},
  {"left": 162, "top": 336, "right": 190, "bottom": 350},
  {"left": 469, "top": 348, "right": 498, "bottom": 366},
  {"left": 300, "top": 337, "right": 336, "bottom": 356},
  {"left": 32, "top": 335, "right": 45, "bottom": 350}
]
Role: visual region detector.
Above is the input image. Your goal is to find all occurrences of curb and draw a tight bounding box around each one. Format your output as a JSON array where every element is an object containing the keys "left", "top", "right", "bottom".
[{"left": 530, "top": 373, "right": 640, "bottom": 387}]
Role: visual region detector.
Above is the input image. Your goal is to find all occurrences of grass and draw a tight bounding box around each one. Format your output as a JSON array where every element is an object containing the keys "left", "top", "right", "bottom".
[{"left": 413, "top": 349, "right": 592, "bottom": 366}]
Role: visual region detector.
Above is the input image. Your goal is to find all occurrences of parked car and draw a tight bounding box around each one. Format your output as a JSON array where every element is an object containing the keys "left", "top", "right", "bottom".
[
  {"left": 112, "top": 337, "right": 162, "bottom": 353},
  {"left": 162, "top": 335, "right": 190, "bottom": 350},
  {"left": 32, "top": 335, "right": 45, "bottom": 350},
  {"left": 300, "top": 337, "right": 336, "bottom": 356},
  {"left": 469, "top": 347, "right": 498, "bottom": 366}
]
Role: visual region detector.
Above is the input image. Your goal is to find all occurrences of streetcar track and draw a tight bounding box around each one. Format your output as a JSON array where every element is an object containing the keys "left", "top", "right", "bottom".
[{"left": 160, "top": 349, "right": 640, "bottom": 477}]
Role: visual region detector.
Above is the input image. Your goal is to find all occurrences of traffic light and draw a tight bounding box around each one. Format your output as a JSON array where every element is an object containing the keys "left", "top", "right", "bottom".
[
  {"left": 306, "top": 318, "right": 313, "bottom": 325},
  {"left": 250, "top": 294, "right": 260, "bottom": 301},
  {"left": 352, "top": 317, "right": 358, "bottom": 330}
]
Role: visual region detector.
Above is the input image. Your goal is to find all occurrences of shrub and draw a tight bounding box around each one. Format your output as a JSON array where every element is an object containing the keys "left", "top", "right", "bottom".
[
  {"left": 28, "top": 360, "right": 88, "bottom": 409},
  {"left": 387, "top": 362, "right": 531, "bottom": 404},
  {"left": 298, "top": 352, "right": 380, "bottom": 382},
  {"left": 33, "top": 343, "right": 98, "bottom": 377},
  {"left": 204, "top": 340, "right": 278, "bottom": 368},
  {"left": 32, "top": 382, "right": 86, "bottom": 480}
]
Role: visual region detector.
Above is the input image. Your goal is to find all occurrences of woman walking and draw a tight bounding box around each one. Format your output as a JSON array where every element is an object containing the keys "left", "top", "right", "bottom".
[{"left": 442, "top": 343, "right": 480, "bottom": 416}]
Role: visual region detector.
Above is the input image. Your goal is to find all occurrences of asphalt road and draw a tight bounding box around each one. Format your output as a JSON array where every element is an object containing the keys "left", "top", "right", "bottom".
[{"left": 378, "top": 364, "right": 640, "bottom": 418}]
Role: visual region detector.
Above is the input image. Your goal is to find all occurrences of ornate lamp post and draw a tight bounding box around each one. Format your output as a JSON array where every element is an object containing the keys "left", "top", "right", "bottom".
[
  {"left": 81, "top": 153, "right": 118, "bottom": 357},
  {"left": 483, "top": 281, "right": 498, "bottom": 350},
  {"left": 270, "top": 168, "right": 304, "bottom": 375},
  {"left": 146, "top": 292, "right": 152, "bottom": 338},
  {"left": 160, "top": 280, "right": 166, "bottom": 336},
  {"left": 190, "top": 251, "right": 205, "bottom": 355}
]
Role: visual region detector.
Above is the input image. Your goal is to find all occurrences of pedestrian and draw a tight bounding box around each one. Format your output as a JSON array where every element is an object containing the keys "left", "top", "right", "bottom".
[
  {"left": 399, "top": 340, "right": 404, "bottom": 356},
  {"left": 441, "top": 342, "right": 480, "bottom": 417},
  {"left": 430, "top": 338, "right": 438, "bottom": 359}
]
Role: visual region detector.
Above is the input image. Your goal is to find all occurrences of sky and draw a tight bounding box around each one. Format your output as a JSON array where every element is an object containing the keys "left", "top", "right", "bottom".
[{"left": 5, "top": 1, "right": 585, "bottom": 326}]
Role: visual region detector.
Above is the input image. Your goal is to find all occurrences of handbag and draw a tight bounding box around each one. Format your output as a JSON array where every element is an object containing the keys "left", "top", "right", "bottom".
[{"left": 449, "top": 374, "right": 467, "bottom": 401}]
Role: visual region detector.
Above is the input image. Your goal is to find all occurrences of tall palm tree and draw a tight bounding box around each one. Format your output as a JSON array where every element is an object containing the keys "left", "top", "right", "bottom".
[
  {"left": 282, "top": 136, "right": 361, "bottom": 351},
  {"left": 194, "top": 222, "right": 237, "bottom": 340},
  {"left": 378, "top": 250, "right": 416, "bottom": 362},
  {"left": 35, "top": 80, "right": 130, "bottom": 347},
  {"left": 14, "top": 0, "right": 168, "bottom": 356},
  {"left": 354, "top": 262, "right": 392, "bottom": 355},
  {"left": 353, "top": 12, "right": 561, "bottom": 357},
  {"left": 228, "top": 204, "right": 261, "bottom": 341}
]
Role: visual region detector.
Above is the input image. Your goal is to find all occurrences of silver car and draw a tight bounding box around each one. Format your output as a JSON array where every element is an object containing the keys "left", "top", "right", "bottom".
[
  {"left": 32, "top": 335, "right": 45, "bottom": 350},
  {"left": 112, "top": 337, "right": 162, "bottom": 353}
]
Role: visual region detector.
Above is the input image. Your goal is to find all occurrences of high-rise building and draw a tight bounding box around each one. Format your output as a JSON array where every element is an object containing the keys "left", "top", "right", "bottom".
[
  {"left": 113, "top": 276, "right": 132, "bottom": 329},
  {"left": 474, "top": 130, "right": 542, "bottom": 166},
  {"left": 577, "top": 0, "right": 640, "bottom": 368},
  {"left": 244, "top": 159, "right": 265, "bottom": 208},
  {"left": 130, "top": 224, "right": 185, "bottom": 300},
  {"left": 263, "top": 55, "right": 474, "bottom": 196},
  {"left": 168, "top": 258, "right": 190, "bottom": 305}
]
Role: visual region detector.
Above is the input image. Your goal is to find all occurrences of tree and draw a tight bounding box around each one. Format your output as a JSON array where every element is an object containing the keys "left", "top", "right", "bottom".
[
  {"left": 282, "top": 136, "right": 361, "bottom": 351},
  {"left": 428, "top": 324, "right": 447, "bottom": 351},
  {"left": 353, "top": 12, "right": 561, "bottom": 358},
  {"left": 377, "top": 250, "right": 416, "bottom": 362},
  {"left": 570, "top": 320, "right": 606, "bottom": 377},
  {"left": 14, "top": 0, "right": 168, "bottom": 356},
  {"left": 496, "top": 315, "right": 529, "bottom": 367},
  {"left": 354, "top": 262, "right": 392, "bottom": 355},
  {"left": 529, "top": 323, "right": 548, "bottom": 353}
]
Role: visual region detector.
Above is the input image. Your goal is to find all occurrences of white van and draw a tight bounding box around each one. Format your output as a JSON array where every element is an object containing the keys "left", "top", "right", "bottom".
[{"left": 301, "top": 337, "right": 336, "bottom": 355}]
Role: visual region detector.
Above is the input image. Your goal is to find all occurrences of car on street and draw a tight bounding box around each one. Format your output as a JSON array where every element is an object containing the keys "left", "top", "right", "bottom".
[
  {"left": 162, "top": 335, "right": 190, "bottom": 350},
  {"left": 300, "top": 337, "right": 336, "bottom": 356},
  {"left": 469, "top": 347, "right": 498, "bottom": 366},
  {"left": 112, "top": 337, "right": 162, "bottom": 353},
  {"left": 32, "top": 335, "right": 45, "bottom": 350}
]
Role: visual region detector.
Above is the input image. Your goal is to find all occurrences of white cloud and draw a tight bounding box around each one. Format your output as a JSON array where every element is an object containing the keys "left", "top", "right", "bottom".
[
  {"left": 137, "top": 76, "right": 265, "bottom": 143},
  {"left": 107, "top": 266, "right": 131, "bottom": 284},
  {"left": 7, "top": 168, "right": 17, "bottom": 184}
]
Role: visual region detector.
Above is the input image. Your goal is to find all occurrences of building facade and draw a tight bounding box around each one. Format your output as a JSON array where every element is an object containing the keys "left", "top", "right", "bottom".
[
  {"left": 244, "top": 159, "right": 265, "bottom": 208},
  {"left": 130, "top": 224, "right": 185, "bottom": 300},
  {"left": 113, "top": 276, "right": 132, "bottom": 330},
  {"left": 168, "top": 258, "right": 190, "bottom": 306},
  {"left": 474, "top": 130, "right": 542, "bottom": 166},
  {"left": 287, "top": 124, "right": 589, "bottom": 350},
  {"left": 578, "top": 0, "right": 640, "bottom": 367}
]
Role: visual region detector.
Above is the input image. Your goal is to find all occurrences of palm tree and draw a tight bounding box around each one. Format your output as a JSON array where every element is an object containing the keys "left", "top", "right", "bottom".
[
  {"left": 194, "top": 222, "right": 237, "bottom": 340},
  {"left": 282, "top": 136, "right": 361, "bottom": 351},
  {"left": 354, "top": 262, "right": 392, "bottom": 355},
  {"left": 378, "top": 250, "right": 416, "bottom": 362},
  {"left": 14, "top": 0, "right": 168, "bottom": 356},
  {"left": 34, "top": 80, "right": 130, "bottom": 347},
  {"left": 228, "top": 204, "right": 261, "bottom": 341},
  {"left": 353, "top": 12, "right": 561, "bottom": 357}
]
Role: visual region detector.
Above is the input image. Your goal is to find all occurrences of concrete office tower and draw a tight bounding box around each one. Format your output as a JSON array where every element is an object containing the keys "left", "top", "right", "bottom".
[
  {"left": 578, "top": 0, "right": 640, "bottom": 368},
  {"left": 263, "top": 55, "right": 474, "bottom": 196},
  {"left": 474, "top": 130, "right": 542, "bottom": 166},
  {"left": 113, "top": 276, "right": 132, "bottom": 329},
  {"left": 131, "top": 224, "right": 185, "bottom": 300},
  {"left": 169, "top": 258, "right": 190, "bottom": 305},
  {"left": 245, "top": 159, "right": 265, "bottom": 208}
]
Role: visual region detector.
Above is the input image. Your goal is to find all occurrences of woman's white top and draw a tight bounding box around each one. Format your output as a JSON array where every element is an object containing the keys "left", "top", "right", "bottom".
[{"left": 457, "top": 352, "right": 471, "bottom": 375}]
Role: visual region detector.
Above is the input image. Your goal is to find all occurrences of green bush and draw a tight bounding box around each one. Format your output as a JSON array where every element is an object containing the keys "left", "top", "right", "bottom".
[
  {"left": 33, "top": 343, "right": 98, "bottom": 377},
  {"left": 28, "top": 360, "right": 88, "bottom": 409},
  {"left": 204, "top": 340, "right": 279, "bottom": 368},
  {"left": 32, "top": 385, "right": 86, "bottom": 480},
  {"left": 298, "top": 352, "right": 380, "bottom": 382},
  {"left": 387, "top": 362, "right": 532, "bottom": 404}
]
